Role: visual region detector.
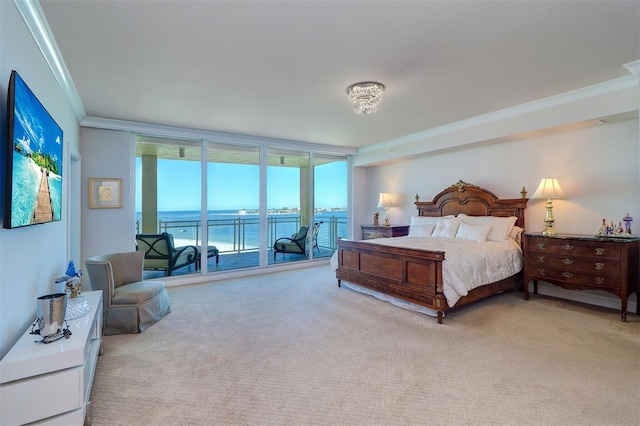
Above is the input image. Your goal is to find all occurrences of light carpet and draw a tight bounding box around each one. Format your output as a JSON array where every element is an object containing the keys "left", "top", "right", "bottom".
[{"left": 90, "top": 265, "right": 640, "bottom": 425}]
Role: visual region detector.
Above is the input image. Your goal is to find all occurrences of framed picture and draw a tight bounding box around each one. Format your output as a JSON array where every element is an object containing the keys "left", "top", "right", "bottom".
[{"left": 89, "top": 178, "right": 121, "bottom": 208}]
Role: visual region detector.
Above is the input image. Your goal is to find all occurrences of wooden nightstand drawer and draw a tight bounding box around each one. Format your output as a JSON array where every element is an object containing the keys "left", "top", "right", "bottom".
[
  {"left": 528, "top": 267, "right": 620, "bottom": 290},
  {"left": 527, "top": 254, "right": 620, "bottom": 275},
  {"left": 361, "top": 225, "right": 409, "bottom": 240},
  {"left": 363, "top": 230, "right": 386, "bottom": 239},
  {"left": 527, "top": 237, "right": 620, "bottom": 259}
]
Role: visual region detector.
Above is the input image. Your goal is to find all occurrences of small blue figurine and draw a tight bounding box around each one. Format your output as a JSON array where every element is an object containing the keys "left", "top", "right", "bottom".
[{"left": 65, "top": 260, "right": 82, "bottom": 278}]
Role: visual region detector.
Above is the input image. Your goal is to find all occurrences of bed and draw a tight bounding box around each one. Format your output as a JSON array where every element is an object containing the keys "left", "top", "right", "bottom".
[{"left": 335, "top": 180, "right": 528, "bottom": 323}]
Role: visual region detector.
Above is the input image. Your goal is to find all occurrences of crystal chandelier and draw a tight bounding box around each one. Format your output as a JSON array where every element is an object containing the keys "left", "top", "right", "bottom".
[{"left": 346, "top": 81, "right": 385, "bottom": 114}]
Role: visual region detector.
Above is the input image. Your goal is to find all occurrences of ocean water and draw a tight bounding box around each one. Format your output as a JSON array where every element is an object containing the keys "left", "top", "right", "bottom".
[
  {"left": 9, "top": 152, "right": 62, "bottom": 227},
  {"left": 136, "top": 210, "right": 347, "bottom": 252}
]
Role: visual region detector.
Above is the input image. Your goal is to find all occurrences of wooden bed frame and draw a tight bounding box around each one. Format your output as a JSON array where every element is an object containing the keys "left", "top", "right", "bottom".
[{"left": 336, "top": 180, "right": 528, "bottom": 323}]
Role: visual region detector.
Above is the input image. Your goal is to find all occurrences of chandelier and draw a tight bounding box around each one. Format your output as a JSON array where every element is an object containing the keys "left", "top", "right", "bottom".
[{"left": 346, "top": 81, "right": 385, "bottom": 115}]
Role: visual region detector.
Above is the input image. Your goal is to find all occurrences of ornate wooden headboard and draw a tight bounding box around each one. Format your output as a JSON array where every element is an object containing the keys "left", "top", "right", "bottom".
[{"left": 414, "top": 180, "right": 528, "bottom": 228}]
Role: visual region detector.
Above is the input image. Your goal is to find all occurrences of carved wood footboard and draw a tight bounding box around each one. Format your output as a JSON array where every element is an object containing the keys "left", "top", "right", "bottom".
[{"left": 336, "top": 239, "right": 448, "bottom": 322}]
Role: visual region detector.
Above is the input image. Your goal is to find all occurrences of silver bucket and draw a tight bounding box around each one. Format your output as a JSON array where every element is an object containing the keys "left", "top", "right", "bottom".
[{"left": 36, "top": 293, "right": 68, "bottom": 338}]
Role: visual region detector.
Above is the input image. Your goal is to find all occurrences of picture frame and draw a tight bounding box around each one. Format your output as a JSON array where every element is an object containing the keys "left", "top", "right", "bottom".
[{"left": 89, "top": 178, "right": 121, "bottom": 209}]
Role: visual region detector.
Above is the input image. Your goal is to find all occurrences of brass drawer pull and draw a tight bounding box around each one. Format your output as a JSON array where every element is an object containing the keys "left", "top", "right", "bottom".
[
  {"left": 562, "top": 258, "right": 573, "bottom": 265},
  {"left": 537, "top": 243, "right": 545, "bottom": 250},
  {"left": 562, "top": 244, "right": 573, "bottom": 251},
  {"left": 595, "top": 248, "right": 605, "bottom": 256},
  {"left": 538, "top": 269, "right": 546, "bottom": 276},
  {"left": 595, "top": 263, "right": 604, "bottom": 270},
  {"left": 538, "top": 256, "right": 545, "bottom": 263},
  {"left": 562, "top": 272, "right": 573, "bottom": 278},
  {"left": 595, "top": 277, "right": 605, "bottom": 285}
]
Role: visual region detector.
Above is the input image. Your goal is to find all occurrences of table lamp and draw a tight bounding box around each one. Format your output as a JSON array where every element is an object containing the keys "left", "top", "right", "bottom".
[
  {"left": 531, "top": 177, "right": 566, "bottom": 236},
  {"left": 377, "top": 192, "right": 394, "bottom": 226}
]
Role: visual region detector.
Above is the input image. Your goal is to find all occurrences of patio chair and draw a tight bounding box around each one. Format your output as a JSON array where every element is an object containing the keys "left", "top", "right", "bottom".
[
  {"left": 273, "top": 225, "right": 309, "bottom": 260},
  {"left": 195, "top": 246, "right": 220, "bottom": 270},
  {"left": 312, "top": 221, "right": 322, "bottom": 254},
  {"left": 135, "top": 232, "right": 198, "bottom": 276}
]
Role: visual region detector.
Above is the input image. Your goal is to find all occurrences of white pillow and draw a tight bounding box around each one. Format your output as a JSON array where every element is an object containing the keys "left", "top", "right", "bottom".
[
  {"left": 458, "top": 214, "right": 517, "bottom": 242},
  {"left": 509, "top": 226, "right": 524, "bottom": 244},
  {"left": 409, "top": 215, "right": 454, "bottom": 237},
  {"left": 431, "top": 218, "right": 461, "bottom": 239},
  {"left": 455, "top": 222, "right": 492, "bottom": 242},
  {"left": 409, "top": 215, "right": 454, "bottom": 226},
  {"left": 408, "top": 223, "right": 436, "bottom": 237}
]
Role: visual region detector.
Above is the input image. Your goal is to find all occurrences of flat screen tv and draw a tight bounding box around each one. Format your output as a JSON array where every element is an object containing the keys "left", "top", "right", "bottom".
[{"left": 4, "top": 70, "right": 63, "bottom": 229}]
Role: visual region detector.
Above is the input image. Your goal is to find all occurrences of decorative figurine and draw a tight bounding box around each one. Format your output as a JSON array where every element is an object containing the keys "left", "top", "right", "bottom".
[
  {"left": 63, "top": 260, "right": 83, "bottom": 298},
  {"left": 373, "top": 212, "right": 379, "bottom": 226},
  {"left": 623, "top": 213, "right": 633, "bottom": 235},
  {"left": 597, "top": 215, "right": 635, "bottom": 237}
]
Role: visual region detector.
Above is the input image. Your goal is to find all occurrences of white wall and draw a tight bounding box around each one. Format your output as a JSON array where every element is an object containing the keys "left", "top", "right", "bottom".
[
  {"left": 80, "top": 127, "right": 136, "bottom": 290},
  {"left": 360, "top": 118, "right": 639, "bottom": 311},
  {"left": 0, "top": 2, "right": 81, "bottom": 358}
]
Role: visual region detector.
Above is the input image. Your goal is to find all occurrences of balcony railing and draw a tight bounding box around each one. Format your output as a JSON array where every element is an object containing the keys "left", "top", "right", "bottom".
[{"left": 136, "top": 214, "right": 346, "bottom": 255}]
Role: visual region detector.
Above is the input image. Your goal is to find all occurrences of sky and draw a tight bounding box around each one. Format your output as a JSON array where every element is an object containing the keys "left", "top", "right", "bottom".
[
  {"left": 135, "top": 158, "right": 347, "bottom": 212},
  {"left": 12, "top": 71, "right": 63, "bottom": 170}
]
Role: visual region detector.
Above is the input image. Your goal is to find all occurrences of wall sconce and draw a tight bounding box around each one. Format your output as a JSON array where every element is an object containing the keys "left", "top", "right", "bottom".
[
  {"left": 531, "top": 177, "right": 566, "bottom": 236},
  {"left": 377, "top": 192, "right": 394, "bottom": 226}
]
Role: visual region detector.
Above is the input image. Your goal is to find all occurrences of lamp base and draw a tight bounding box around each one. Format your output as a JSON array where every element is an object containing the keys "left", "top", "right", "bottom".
[
  {"left": 542, "top": 227, "right": 557, "bottom": 236},
  {"left": 542, "top": 198, "right": 557, "bottom": 236}
]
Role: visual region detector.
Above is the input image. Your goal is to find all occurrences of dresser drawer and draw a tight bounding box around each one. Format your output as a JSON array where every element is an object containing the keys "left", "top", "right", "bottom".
[
  {"left": 528, "top": 267, "right": 621, "bottom": 290},
  {"left": 527, "top": 237, "right": 620, "bottom": 259},
  {"left": 527, "top": 254, "right": 620, "bottom": 275}
]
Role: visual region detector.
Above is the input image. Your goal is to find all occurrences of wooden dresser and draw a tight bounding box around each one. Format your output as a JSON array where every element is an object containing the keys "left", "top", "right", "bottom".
[
  {"left": 361, "top": 224, "right": 409, "bottom": 240},
  {"left": 523, "top": 233, "right": 639, "bottom": 321}
]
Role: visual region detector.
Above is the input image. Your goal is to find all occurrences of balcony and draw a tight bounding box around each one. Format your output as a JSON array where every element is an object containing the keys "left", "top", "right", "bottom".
[{"left": 137, "top": 213, "right": 345, "bottom": 278}]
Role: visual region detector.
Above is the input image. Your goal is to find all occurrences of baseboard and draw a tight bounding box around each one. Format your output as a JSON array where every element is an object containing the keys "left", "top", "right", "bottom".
[{"left": 527, "top": 281, "right": 638, "bottom": 313}]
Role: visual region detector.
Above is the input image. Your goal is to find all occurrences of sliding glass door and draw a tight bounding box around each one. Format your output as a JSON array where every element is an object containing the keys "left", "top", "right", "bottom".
[
  {"left": 267, "top": 149, "right": 310, "bottom": 265},
  {"left": 136, "top": 136, "right": 348, "bottom": 277},
  {"left": 205, "top": 142, "right": 260, "bottom": 271},
  {"left": 135, "top": 136, "right": 202, "bottom": 278},
  {"left": 313, "top": 154, "right": 348, "bottom": 258}
]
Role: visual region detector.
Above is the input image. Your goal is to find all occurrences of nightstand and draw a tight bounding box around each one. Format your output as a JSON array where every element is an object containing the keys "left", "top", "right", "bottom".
[
  {"left": 361, "top": 224, "right": 409, "bottom": 240},
  {"left": 523, "top": 233, "right": 639, "bottom": 321}
]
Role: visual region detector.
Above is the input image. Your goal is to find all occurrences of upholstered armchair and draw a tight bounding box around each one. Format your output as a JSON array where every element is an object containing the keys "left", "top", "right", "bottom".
[{"left": 85, "top": 251, "right": 171, "bottom": 335}]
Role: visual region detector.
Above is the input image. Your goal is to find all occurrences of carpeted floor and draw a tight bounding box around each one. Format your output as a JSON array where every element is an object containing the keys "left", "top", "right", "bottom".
[{"left": 90, "top": 265, "right": 640, "bottom": 425}]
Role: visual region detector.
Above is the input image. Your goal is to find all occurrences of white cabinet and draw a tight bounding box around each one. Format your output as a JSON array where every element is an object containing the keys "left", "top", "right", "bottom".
[{"left": 0, "top": 291, "right": 103, "bottom": 425}]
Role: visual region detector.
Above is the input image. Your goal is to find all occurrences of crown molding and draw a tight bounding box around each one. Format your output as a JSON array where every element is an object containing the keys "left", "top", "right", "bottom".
[
  {"left": 623, "top": 59, "right": 640, "bottom": 76},
  {"left": 358, "top": 74, "right": 639, "bottom": 156},
  {"left": 81, "top": 116, "right": 356, "bottom": 155},
  {"left": 14, "top": 0, "right": 86, "bottom": 121}
]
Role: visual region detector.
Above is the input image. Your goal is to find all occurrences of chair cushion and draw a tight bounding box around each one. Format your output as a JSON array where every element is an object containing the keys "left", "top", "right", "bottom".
[{"left": 112, "top": 280, "right": 167, "bottom": 305}]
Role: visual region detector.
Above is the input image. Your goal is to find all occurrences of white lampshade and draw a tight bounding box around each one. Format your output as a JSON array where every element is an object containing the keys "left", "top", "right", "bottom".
[
  {"left": 532, "top": 178, "right": 566, "bottom": 236},
  {"left": 531, "top": 178, "right": 566, "bottom": 199},
  {"left": 377, "top": 192, "right": 393, "bottom": 208}
]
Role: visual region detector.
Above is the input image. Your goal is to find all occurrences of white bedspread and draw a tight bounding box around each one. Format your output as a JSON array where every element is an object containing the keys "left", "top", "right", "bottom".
[{"left": 334, "top": 237, "right": 523, "bottom": 308}]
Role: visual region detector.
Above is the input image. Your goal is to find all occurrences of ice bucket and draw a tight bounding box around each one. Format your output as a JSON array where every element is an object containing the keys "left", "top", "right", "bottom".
[{"left": 36, "top": 293, "right": 68, "bottom": 338}]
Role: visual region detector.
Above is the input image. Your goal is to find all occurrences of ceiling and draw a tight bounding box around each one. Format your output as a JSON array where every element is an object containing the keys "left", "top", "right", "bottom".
[{"left": 39, "top": 1, "right": 639, "bottom": 150}]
